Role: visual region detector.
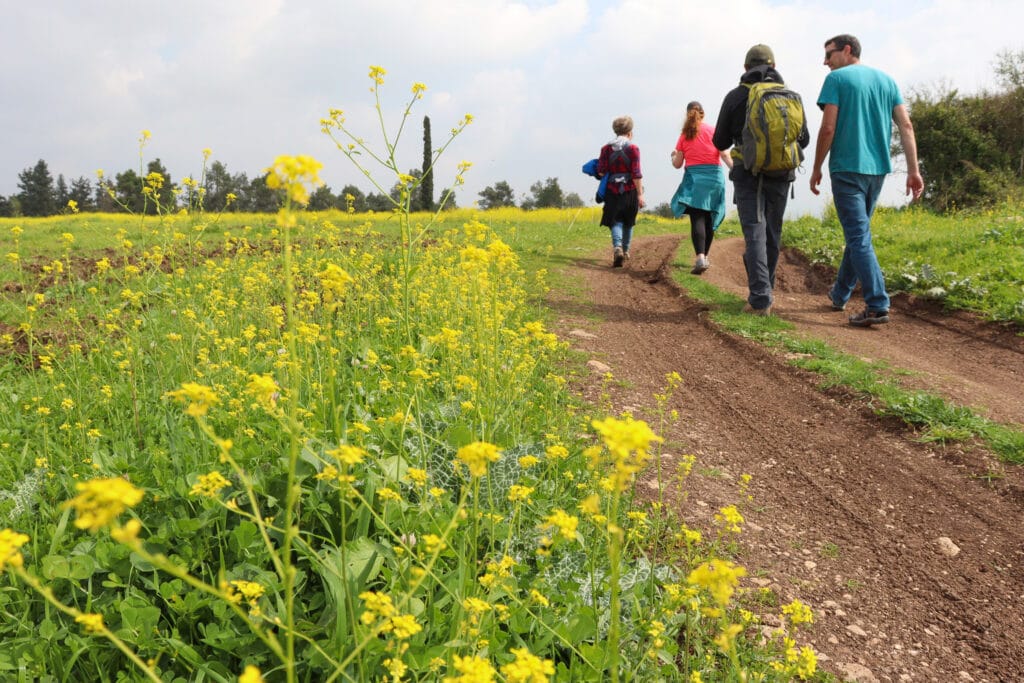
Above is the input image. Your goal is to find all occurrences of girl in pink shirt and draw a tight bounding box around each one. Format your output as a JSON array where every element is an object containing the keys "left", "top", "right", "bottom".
[{"left": 670, "top": 101, "right": 732, "bottom": 274}]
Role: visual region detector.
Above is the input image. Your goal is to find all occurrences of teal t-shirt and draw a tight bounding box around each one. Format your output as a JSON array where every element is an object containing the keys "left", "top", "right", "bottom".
[{"left": 817, "top": 64, "right": 903, "bottom": 175}]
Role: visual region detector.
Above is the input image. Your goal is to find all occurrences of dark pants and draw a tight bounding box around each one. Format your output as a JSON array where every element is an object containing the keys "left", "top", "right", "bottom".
[
  {"left": 731, "top": 167, "right": 790, "bottom": 310},
  {"left": 688, "top": 208, "right": 714, "bottom": 255}
]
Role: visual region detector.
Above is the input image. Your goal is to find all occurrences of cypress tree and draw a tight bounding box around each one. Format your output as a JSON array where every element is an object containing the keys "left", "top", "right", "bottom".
[{"left": 420, "top": 116, "right": 434, "bottom": 212}]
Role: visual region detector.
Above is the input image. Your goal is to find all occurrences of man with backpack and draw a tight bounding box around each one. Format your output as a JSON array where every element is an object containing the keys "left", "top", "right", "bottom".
[
  {"left": 810, "top": 34, "right": 924, "bottom": 327},
  {"left": 713, "top": 44, "right": 810, "bottom": 315}
]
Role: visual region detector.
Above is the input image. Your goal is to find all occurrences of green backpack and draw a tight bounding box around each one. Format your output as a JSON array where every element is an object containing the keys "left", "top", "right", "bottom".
[{"left": 739, "top": 81, "right": 805, "bottom": 176}]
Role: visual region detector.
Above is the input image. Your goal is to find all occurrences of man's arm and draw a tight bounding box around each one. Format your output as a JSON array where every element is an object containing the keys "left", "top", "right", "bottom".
[
  {"left": 809, "top": 104, "right": 838, "bottom": 196},
  {"left": 712, "top": 88, "right": 742, "bottom": 151},
  {"left": 893, "top": 104, "right": 924, "bottom": 200}
]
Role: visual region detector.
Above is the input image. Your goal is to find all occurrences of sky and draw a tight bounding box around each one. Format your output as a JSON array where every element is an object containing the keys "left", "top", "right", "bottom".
[{"left": 3, "top": 0, "right": 1023, "bottom": 219}]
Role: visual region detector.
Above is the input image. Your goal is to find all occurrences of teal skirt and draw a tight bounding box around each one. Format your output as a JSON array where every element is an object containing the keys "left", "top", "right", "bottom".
[{"left": 670, "top": 164, "right": 726, "bottom": 229}]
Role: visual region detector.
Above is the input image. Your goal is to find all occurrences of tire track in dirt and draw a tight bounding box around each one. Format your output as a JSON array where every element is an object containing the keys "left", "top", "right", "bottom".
[{"left": 550, "top": 234, "right": 1024, "bottom": 682}]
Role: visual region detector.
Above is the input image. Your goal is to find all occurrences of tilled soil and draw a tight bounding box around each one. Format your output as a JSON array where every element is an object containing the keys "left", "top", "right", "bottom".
[{"left": 549, "top": 234, "right": 1024, "bottom": 683}]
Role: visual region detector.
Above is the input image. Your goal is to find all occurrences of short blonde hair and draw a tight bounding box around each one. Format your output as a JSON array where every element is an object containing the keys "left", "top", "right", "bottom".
[{"left": 612, "top": 116, "right": 633, "bottom": 136}]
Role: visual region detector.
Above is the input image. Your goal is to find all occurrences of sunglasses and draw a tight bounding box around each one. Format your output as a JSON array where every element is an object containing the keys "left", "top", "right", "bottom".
[{"left": 824, "top": 47, "right": 841, "bottom": 59}]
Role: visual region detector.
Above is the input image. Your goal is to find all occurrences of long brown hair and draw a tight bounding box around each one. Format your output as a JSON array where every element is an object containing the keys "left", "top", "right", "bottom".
[{"left": 682, "top": 102, "right": 704, "bottom": 140}]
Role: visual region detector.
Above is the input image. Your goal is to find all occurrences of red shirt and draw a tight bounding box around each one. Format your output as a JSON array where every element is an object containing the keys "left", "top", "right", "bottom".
[
  {"left": 675, "top": 123, "right": 721, "bottom": 166},
  {"left": 597, "top": 141, "right": 642, "bottom": 194}
]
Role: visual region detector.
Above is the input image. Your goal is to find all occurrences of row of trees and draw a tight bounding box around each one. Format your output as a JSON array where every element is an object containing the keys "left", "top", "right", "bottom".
[
  {"left": 2, "top": 112, "right": 600, "bottom": 217},
  {"left": 1, "top": 158, "right": 589, "bottom": 218}
]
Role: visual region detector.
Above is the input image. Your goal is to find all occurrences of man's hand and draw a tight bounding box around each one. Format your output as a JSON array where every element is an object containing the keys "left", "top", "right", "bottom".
[
  {"left": 906, "top": 172, "right": 924, "bottom": 200},
  {"left": 809, "top": 168, "right": 823, "bottom": 196}
]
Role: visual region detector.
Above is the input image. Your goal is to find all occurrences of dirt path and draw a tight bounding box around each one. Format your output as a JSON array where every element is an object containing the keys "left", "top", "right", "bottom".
[{"left": 549, "top": 234, "right": 1024, "bottom": 683}]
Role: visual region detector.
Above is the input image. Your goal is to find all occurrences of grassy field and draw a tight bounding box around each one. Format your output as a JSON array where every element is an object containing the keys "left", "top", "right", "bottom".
[
  {"left": 0, "top": 204, "right": 826, "bottom": 682},
  {"left": 2, "top": 196, "right": 1021, "bottom": 680},
  {"left": 784, "top": 202, "right": 1024, "bottom": 326}
]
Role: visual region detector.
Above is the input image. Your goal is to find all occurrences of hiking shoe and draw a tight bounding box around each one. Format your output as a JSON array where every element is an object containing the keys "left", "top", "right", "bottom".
[
  {"left": 742, "top": 302, "right": 772, "bottom": 316},
  {"left": 829, "top": 297, "right": 846, "bottom": 312},
  {"left": 623, "top": 250, "right": 631, "bottom": 261},
  {"left": 691, "top": 255, "right": 709, "bottom": 275},
  {"left": 848, "top": 308, "right": 890, "bottom": 327},
  {"left": 613, "top": 246, "right": 624, "bottom": 268}
]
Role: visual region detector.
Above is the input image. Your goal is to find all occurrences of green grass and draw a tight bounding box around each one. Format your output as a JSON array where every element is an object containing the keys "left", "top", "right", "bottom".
[
  {"left": 1, "top": 206, "right": 830, "bottom": 682},
  {"left": 784, "top": 201, "right": 1024, "bottom": 325}
]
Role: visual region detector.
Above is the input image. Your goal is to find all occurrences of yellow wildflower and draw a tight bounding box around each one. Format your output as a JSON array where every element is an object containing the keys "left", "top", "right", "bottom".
[
  {"left": 443, "top": 654, "right": 495, "bottom": 683},
  {"left": 782, "top": 599, "right": 815, "bottom": 627},
  {"left": 687, "top": 559, "right": 747, "bottom": 607},
  {"left": 246, "top": 373, "right": 279, "bottom": 409},
  {"left": 424, "top": 534, "right": 445, "bottom": 554},
  {"left": 507, "top": 485, "right": 534, "bottom": 502},
  {"left": 389, "top": 613, "right": 422, "bottom": 639},
  {"left": 238, "top": 665, "right": 265, "bottom": 683},
  {"left": 327, "top": 444, "right": 367, "bottom": 466},
  {"left": 190, "top": 471, "right": 231, "bottom": 498},
  {"left": 540, "top": 509, "right": 579, "bottom": 542},
  {"left": 714, "top": 623, "right": 744, "bottom": 653},
  {"left": 64, "top": 477, "right": 144, "bottom": 532},
  {"left": 263, "top": 154, "right": 324, "bottom": 205},
  {"left": 715, "top": 504, "right": 744, "bottom": 533},
  {"left": 529, "top": 589, "right": 549, "bottom": 607},
  {"left": 0, "top": 528, "right": 30, "bottom": 570},
  {"left": 76, "top": 612, "right": 105, "bottom": 634},
  {"left": 368, "top": 65, "right": 387, "bottom": 85},
  {"left": 517, "top": 455, "right": 540, "bottom": 469},
  {"left": 500, "top": 647, "right": 555, "bottom": 683},
  {"left": 455, "top": 441, "right": 501, "bottom": 478},
  {"left": 544, "top": 444, "right": 569, "bottom": 460},
  {"left": 165, "top": 382, "right": 220, "bottom": 417},
  {"left": 110, "top": 519, "right": 142, "bottom": 544}
]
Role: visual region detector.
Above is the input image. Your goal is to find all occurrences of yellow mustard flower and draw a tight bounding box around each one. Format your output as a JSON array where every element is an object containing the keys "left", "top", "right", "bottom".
[
  {"left": 443, "top": 654, "right": 495, "bottom": 683},
  {"left": 238, "top": 665, "right": 264, "bottom": 683},
  {"left": 0, "top": 528, "right": 30, "bottom": 570},
  {"left": 500, "top": 647, "right": 555, "bottom": 683},
  {"left": 190, "top": 471, "right": 231, "bottom": 498},
  {"left": 76, "top": 612, "right": 105, "bottom": 634},
  {"left": 164, "top": 382, "right": 220, "bottom": 417},
  {"left": 64, "top": 477, "right": 144, "bottom": 532},
  {"left": 782, "top": 599, "right": 815, "bottom": 627},
  {"left": 687, "top": 559, "right": 747, "bottom": 607},
  {"left": 455, "top": 441, "right": 501, "bottom": 478},
  {"left": 327, "top": 444, "right": 367, "bottom": 466}
]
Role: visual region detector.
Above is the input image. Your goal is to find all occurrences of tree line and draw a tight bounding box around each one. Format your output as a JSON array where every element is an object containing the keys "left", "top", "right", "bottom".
[
  {"left": 894, "top": 49, "right": 1024, "bottom": 211},
  {"left": 2, "top": 112, "right": 585, "bottom": 218},
  {"left": 1, "top": 159, "right": 591, "bottom": 218}
]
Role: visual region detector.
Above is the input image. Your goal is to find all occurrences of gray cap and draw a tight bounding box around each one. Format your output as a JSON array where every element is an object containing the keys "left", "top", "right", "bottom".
[{"left": 744, "top": 44, "right": 775, "bottom": 67}]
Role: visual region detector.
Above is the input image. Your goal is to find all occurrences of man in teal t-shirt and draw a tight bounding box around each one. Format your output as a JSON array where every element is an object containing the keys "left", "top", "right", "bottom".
[{"left": 809, "top": 34, "right": 924, "bottom": 327}]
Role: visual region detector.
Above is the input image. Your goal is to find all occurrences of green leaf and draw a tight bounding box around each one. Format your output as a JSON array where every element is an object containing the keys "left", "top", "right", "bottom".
[
  {"left": 378, "top": 455, "right": 409, "bottom": 483},
  {"left": 444, "top": 424, "right": 475, "bottom": 450},
  {"left": 40, "top": 555, "right": 70, "bottom": 580},
  {"left": 39, "top": 553, "right": 94, "bottom": 580}
]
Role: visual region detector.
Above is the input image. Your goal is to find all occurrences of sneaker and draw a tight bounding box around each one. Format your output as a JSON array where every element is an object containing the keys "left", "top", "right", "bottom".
[
  {"left": 848, "top": 308, "right": 890, "bottom": 327},
  {"left": 613, "top": 246, "right": 624, "bottom": 268},
  {"left": 742, "top": 302, "right": 772, "bottom": 316},
  {"left": 829, "top": 297, "right": 846, "bottom": 312},
  {"left": 623, "top": 250, "right": 630, "bottom": 261},
  {"left": 691, "top": 255, "right": 709, "bottom": 275}
]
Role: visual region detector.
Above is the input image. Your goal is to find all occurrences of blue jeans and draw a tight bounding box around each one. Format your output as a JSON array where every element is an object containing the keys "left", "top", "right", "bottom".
[
  {"left": 731, "top": 167, "right": 790, "bottom": 310},
  {"left": 610, "top": 222, "right": 633, "bottom": 252},
  {"left": 830, "top": 172, "right": 890, "bottom": 312}
]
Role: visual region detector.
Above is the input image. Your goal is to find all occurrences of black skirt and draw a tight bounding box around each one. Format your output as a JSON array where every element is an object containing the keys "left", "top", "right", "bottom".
[{"left": 600, "top": 188, "right": 640, "bottom": 228}]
